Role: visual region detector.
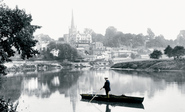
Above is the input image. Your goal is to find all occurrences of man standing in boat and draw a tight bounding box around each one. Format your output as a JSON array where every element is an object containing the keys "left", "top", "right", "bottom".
[{"left": 101, "top": 77, "right": 111, "bottom": 98}]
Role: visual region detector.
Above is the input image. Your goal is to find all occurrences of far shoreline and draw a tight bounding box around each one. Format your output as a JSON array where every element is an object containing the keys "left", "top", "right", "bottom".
[{"left": 110, "top": 59, "right": 185, "bottom": 72}]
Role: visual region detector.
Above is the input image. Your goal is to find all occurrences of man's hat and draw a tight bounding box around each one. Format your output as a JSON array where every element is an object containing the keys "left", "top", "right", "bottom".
[{"left": 104, "top": 77, "right": 108, "bottom": 79}]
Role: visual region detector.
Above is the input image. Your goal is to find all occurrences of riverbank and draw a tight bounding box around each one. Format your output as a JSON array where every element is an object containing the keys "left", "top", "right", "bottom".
[
  {"left": 110, "top": 59, "right": 185, "bottom": 71},
  {"left": 4, "top": 60, "right": 62, "bottom": 73}
]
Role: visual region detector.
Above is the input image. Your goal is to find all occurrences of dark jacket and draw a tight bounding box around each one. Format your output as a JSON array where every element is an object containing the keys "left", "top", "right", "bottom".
[{"left": 103, "top": 80, "right": 111, "bottom": 91}]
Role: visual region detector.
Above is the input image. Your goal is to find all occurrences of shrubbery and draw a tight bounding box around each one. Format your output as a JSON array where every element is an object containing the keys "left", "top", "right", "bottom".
[{"left": 0, "top": 97, "right": 18, "bottom": 112}]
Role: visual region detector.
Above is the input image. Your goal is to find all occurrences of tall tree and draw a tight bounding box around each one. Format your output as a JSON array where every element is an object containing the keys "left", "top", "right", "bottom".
[
  {"left": 147, "top": 28, "right": 155, "bottom": 40},
  {"left": 84, "top": 28, "right": 94, "bottom": 35},
  {"left": 92, "top": 33, "right": 105, "bottom": 43},
  {"left": 104, "top": 26, "right": 117, "bottom": 46},
  {"left": 132, "top": 34, "right": 145, "bottom": 48},
  {"left": 146, "top": 35, "right": 167, "bottom": 48},
  {"left": 35, "top": 34, "right": 53, "bottom": 42},
  {"left": 164, "top": 45, "right": 173, "bottom": 58},
  {"left": 45, "top": 42, "right": 79, "bottom": 61},
  {"left": 172, "top": 46, "right": 185, "bottom": 59},
  {"left": 175, "top": 30, "right": 185, "bottom": 47},
  {"left": 149, "top": 50, "right": 162, "bottom": 59},
  {"left": 0, "top": 5, "right": 41, "bottom": 75}
]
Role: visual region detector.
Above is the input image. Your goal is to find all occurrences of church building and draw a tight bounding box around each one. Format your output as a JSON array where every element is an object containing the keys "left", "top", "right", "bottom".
[{"left": 64, "top": 11, "right": 92, "bottom": 53}]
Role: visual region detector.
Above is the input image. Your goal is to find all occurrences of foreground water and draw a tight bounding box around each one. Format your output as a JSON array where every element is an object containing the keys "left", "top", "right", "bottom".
[{"left": 1, "top": 68, "right": 185, "bottom": 112}]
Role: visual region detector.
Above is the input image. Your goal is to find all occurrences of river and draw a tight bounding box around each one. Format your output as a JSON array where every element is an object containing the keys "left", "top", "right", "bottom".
[{"left": 0, "top": 67, "right": 185, "bottom": 112}]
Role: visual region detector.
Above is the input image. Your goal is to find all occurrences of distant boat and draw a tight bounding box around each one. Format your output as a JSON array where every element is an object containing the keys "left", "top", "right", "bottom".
[{"left": 80, "top": 94, "right": 144, "bottom": 103}]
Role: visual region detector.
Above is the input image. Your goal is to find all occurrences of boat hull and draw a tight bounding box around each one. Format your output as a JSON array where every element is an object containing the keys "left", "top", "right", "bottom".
[{"left": 80, "top": 94, "right": 144, "bottom": 103}]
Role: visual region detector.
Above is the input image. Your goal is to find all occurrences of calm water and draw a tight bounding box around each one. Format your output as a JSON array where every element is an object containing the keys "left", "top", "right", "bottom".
[{"left": 1, "top": 68, "right": 185, "bottom": 112}]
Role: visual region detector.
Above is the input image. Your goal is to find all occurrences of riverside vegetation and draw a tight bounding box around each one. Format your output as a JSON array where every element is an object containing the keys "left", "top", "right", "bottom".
[
  {"left": 111, "top": 59, "right": 185, "bottom": 71},
  {"left": 111, "top": 45, "right": 185, "bottom": 71},
  {"left": 0, "top": 97, "right": 18, "bottom": 112},
  {"left": 0, "top": 3, "right": 40, "bottom": 111}
]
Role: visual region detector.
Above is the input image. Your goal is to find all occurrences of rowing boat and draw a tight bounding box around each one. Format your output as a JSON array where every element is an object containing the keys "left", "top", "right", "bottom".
[{"left": 80, "top": 94, "right": 144, "bottom": 103}]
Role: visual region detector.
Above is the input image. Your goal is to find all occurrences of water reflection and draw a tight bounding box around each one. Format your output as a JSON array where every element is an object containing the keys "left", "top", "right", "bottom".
[
  {"left": 0, "top": 68, "right": 185, "bottom": 112},
  {"left": 106, "top": 104, "right": 111, "bottom": 112},
  {"left": 20, "top": 69, "right": 83, "bottom": 99},
  {"left": 81, "top": 99, "right": 144, "bottom": 109},
  {"left": 112, "top": 70, "right": 185, "bottom": 95},
  {"left": 0, "top": 76, "right": 22, "bottom": 102},
  {"left": 51, "top": 76, "right": 60, "bottom": 86}
]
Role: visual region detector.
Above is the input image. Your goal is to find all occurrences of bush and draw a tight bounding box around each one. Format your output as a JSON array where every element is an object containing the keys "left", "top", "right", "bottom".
[
  {"left": 0, "top": 97, "right": 18, "bottom": 112},
  {"left": 150, "top": 50, "right": 162, "bottom": 59}
]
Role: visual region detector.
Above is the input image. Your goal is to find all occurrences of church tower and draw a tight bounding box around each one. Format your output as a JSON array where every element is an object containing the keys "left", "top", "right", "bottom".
[
  {"left": 68, "top": 10, "right": 77, "bottom": 46},
  {"left": 64, "top": 10, "right": 92, "bottom": 50},
  {"left": 69, "top": 10, "right": 77, "bottom": 35}
]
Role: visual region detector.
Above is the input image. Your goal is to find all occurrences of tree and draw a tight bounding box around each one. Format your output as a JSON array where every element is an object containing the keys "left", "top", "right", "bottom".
[
  {"left": 132, "top": 34, "right": 145, "bottom": 48},
  {"left": 146, "top": 35, "right": 167, "bottom": 48},
  {"left": 172, "top": 46, "right": 185, "bottom": 59},
  {"left": 130, "top": 53, "right": 136, "bottom": 60},
  {"left": 175, "top": 30, "right": 185, "bottom": 47},
  {"left": 147, "top": 28, "right": 155, "bottom": 40},
  {"left": 58, "top": 37, "right": 64, "bottom": 41},
  {"left": 104, "top": 26, "right": 117, "bottom": 47},
  {"left": 58, "top": 43, "right": 79, "bottom": 61},
  {"left": 0, "top": 5, "right": 41, "bottom": 75},
  {"left": 111, "top": 31, "right": 123, "bottom": 47},
  {"left": 35, "top": 34, "right": 53, "bottom": 42},
  {"left": 149, "top": 50, "right": 162, "bottom": 59},
  {"left": 164, "top": 45, "right": 173, "bottom": 58},
  {"left": 92, "top": 33, "right": 105, "bottom": 43},
  {"left": 44, "top": 42, "right": 79, "bottom": 61},
  {"left": 84, "top": 28, "right": 94, "bottom": 35}
]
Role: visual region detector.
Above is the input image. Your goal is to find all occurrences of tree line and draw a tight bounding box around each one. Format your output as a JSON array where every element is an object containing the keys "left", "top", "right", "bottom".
[
  {"left": 150, "top": 45, "right": 185, "bottom": 59},
  {"left": 91, "top": 27, "right": 184, "bottom": 48}
]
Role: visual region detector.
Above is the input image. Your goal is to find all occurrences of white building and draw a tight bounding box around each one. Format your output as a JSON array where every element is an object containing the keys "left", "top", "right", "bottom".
[
  {"left": 50, "top": 49, "right": 59, "bottom": 57},
  {"left": 64, "top": 11, "right": 92, "bottom": 50}
]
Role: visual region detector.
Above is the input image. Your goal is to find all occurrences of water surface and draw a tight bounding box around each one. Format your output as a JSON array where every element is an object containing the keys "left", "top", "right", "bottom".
[{"left": 1, "top": 68, "right": 185, "bottom": 112}]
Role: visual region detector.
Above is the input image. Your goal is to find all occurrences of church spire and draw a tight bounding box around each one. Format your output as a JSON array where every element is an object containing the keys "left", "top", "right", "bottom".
[
  {"left": 69, "top": 10, "right": 77, "bottom": 35},
  {"left": 71, "top": 10, "right": 75, "bottom": 29}
]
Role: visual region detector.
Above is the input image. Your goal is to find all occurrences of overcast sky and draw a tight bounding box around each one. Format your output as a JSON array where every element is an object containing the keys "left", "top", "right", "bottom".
[{"left": 3, "top": 0, "right": 185, "bottom": 40}]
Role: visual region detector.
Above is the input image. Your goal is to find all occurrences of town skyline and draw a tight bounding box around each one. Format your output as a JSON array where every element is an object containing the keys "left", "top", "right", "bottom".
[{"left": 3, "top": 0, "right": 185, "bottom": 40}]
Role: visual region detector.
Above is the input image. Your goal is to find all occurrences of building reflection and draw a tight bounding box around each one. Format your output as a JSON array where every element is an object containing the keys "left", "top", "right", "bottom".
[
  {"left": 22, "top": 77, "right": 50, "bottom": 98},
  {"left": 51, "top": 76, "right": 60, "bottom": 86}
]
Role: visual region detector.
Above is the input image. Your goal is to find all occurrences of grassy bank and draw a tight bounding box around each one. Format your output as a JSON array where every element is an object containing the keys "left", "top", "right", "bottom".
[{"left": 111, "top": 59, "right": 185, "bottom": 71}]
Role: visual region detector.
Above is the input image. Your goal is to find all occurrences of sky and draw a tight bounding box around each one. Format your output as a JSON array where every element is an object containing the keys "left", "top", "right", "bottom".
[{"left": 2, "top": 0, "right": 185, "bottom": 40}]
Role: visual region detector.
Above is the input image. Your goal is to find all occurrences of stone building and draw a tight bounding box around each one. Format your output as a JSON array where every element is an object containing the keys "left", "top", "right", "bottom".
[
  {"left": 64, "top": 11, "right": 92, "bottom": 52},
  {"left": 90, "top": 42, "right": 105, "bottom": 55}
]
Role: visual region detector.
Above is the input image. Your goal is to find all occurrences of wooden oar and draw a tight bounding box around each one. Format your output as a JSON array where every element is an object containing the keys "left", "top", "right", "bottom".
[{"left": 89, "top": 88, "right": 102, "bottom": 103}]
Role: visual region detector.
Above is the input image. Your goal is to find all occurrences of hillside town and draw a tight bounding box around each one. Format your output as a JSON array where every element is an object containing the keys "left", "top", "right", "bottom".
[{"left": 33, "top": 12, "right": 153, "bottom": 66}]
